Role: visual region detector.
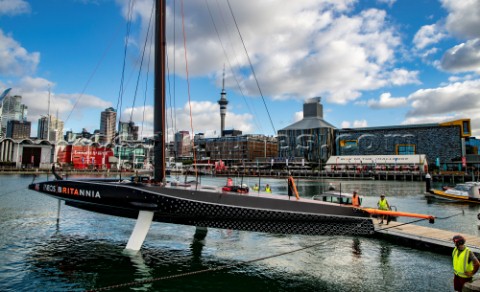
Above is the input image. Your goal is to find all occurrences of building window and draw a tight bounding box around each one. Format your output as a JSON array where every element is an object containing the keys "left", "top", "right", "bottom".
[
  {"left": 340, "top": 140, "right": 357, "bottom": 148},
  {"left": 463, "top": 121, "right": 471, "bottom": 135},
  {"left": 397, "top": 144, "right": 416, "bottom": 155}
]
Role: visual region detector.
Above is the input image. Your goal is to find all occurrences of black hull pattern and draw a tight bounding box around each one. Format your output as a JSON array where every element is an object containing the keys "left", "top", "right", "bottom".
[{"left": 29, "top": 179, "right": 375, "bottom": 236}]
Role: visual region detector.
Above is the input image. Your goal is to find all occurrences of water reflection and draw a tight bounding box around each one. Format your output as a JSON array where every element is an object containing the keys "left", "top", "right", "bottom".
[
  {"left": 27, "top": 235, "right": 128, "bottom": 291},
  {"left": 190, "top": 226, "right": 208, "bottom": 263},
  {"left": 351, "top": 238, "right": 362, "bottom": 258},
  {"left": 379, "top": 243, "right": 391, "bottom": 266},
  {"left": 1, "top": 175, "right": 463, "bottom": 291}
]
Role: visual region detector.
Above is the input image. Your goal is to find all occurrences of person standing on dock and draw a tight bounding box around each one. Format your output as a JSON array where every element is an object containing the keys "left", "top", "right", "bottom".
[
  {"left": 452, "top": 235, "right": 480, "bottom": 291},
  {"left": 265, "top": 184, "right": 272, "bottom": 193},
  {"left": 352, "top": 191, "right": 361, "bottom": 207},
  {"left": 377, "top": 194, "right": 390, "bottom": 224}
]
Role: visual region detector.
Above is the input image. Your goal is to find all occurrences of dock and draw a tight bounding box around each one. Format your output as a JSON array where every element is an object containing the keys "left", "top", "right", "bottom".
[
  {"left": 374, "top": 221, "right": 480, "bottom": 291},
  {"left": 374, "top": 221, "right": 480, "bottom": 255}
]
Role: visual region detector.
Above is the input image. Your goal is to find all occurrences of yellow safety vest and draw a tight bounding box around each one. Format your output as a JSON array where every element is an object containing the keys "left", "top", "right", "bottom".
[
  {"left": 265, "top": 186, "right": 271, "bottom": 193},
  {"left": 453, "top": 247, "right": 474, "bottom": 278},
  {"left": 378, "top": 198, "right": 389, "bottom": 210},
  {"left": 253, "top": 186, "right": 259, "bottom": 191}
]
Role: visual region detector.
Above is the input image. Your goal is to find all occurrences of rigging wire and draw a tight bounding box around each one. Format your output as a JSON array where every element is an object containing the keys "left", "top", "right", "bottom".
[
  {"left": 115, "top": 0, "right": 136, "bottom": 141},
  {"left": 140, "top": 14, "right": 154, "bottom": 139},
  {"left": 180, "top": 0, "right": 198, "bottom": 176},
  {"left": 226, "top": 0, "right": 276, "bottom": 135},
  {"left": 165, "top": 0, "right": 176, "bottom": 153},
  {"left": 168, "top": 0, "right": 178, "bottom": 151},
  {"left": 129, "top": 1, "right": 155, "bottom": 123},
  {"left": 205, "top": 0, "right": 264, "bottom": 134},
  {"left": 214, "top": 0, "right": 265, "bottom": 134},
  {"left": 63, "top": 14, "right": 125, "bottom": 125}
]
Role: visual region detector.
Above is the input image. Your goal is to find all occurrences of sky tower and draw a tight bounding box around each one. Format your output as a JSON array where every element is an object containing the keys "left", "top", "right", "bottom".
[{"left": 217, "top": 66, "right": 228, "bottom": 137}]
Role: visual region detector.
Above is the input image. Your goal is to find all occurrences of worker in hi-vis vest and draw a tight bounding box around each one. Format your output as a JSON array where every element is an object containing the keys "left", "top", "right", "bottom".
[{"left": 452, "top": 235, "right": 480, "bottom": 291}]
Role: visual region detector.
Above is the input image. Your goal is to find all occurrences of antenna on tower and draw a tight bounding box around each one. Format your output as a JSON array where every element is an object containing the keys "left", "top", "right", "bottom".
[{"left": 222, "top": 64, "right": 225, "bottom": 92}]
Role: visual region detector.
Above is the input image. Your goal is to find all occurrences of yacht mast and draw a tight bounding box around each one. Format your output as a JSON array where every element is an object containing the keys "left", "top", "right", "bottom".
[{"left": 153, "top": 0, "right": 166, "bottom": 183}]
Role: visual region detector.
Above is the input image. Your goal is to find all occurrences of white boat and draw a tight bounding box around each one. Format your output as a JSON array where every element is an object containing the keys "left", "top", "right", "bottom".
[{"left": 427, "top": 182, "right": 480, "bottom": 203}]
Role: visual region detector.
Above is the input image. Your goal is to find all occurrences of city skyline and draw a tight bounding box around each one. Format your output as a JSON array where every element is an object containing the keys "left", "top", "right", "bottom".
[{"left": 0, "top": 0, "right": 479, "bottom": 139}]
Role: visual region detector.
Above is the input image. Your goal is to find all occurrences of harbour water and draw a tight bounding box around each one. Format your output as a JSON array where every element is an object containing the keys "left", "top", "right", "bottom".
[{"left": 1, "top": 174, "right": 479, "bottom": 291}]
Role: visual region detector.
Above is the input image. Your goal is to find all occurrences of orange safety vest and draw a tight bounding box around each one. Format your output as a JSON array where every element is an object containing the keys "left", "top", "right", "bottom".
[{"left": 352, "top": 195, "right": 360, "bottom": 207}]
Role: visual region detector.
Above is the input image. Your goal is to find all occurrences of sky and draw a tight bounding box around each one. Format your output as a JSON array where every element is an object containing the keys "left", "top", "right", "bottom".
[{"left": 1, "top": 0, "right": 480, "bottom": 141}]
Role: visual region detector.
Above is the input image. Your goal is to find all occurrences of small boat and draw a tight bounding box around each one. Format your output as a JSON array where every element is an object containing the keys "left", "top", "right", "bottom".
[
  {"left": 312, "top": 191, "right": 363, "bottom": 206},
  {"left": 221, "top": 185, "right": 249, "bottom": 193},
  {"left": 427, "top": 182, "right": 480, "bottom": 203},
  {"left": 221, "top": 177, "right": 249, "bottom": 193}
]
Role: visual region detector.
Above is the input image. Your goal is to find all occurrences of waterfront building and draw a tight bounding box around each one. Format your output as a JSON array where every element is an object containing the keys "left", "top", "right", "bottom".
[
  {"left": 174, "top": 131, "right": 192, "bottom": 159},
  {"left": 118, "top": 121, "right": 139, "bottom": 141},
  {"left": 99, "top": 107, "right": 116, "bottom": 144},
  {"left": 0, "top": 138, "right": 53, "bottom": 169},
  {"left": 202, "top": 135, "right": 278, "bottom": 166},
  {"left": 56, "top": 143, "right": 115, "bottom": 170},
  {"left": 277, "top": 97, "right": 335, "bottom": 166},
  {"left": 335, "top": 119, "right": 471, "bottom": 170},
  {"left": 6, "top": 120, "right": 31, "bottom": 139},
  {"left": 325, "top": 154, "right": 428, "bottom": 173},
  {"left": 65, "top": 128, "right": 95, "bottom": 142}
]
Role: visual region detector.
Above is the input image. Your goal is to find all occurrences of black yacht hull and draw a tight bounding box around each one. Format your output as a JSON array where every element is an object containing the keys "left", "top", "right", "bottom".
[{"left": 29, "top": 179, "right": 375, "bottom": 236}]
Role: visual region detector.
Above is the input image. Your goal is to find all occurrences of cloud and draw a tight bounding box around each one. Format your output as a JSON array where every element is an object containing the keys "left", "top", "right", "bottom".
[
  {"left": 407, "top": 79, "right": 480, "bottom": 117},
  {"left": 341, "top": 119, "right": 368, "bottom": 128},
  {"left": 413, "top": 23, "right": 446, "bottom": 50},
  {"left": 7, "top": 77, "right": 112, "bottom": 131},
  {"left": 440, "top": 38, "right": 480, "bottom": 73},
  {"left": 0, "top": 29, "right": 39, "bottom": 76},
  {"left": 376, "top": 0, "right": 397, "bottom": 7},
  {"left": 121, "top": 101, "right": 255, "bottom": 139},
  {"left": 0, "top": 0, "right": 30, "bottom": 16},
  {"left": 367, "top": 92, "right": 407, "bottom": 109},
  {"left": 388, "top": 68, "right": 420, "bottom": 85},
  {"left": 442, "top": 0, "right": 480, "bottom": 39},
  {"left": 404, "top": 79, "right": 480, "bottom": 136},
  {"left": 438, "top": 0, "right": 480, "bottom": 74},
  {"left": 127, "top": 1, "right": 416, "bottom": 104},
  {"left": 293, "top": 111, "right": 303, "bottom": 123}
]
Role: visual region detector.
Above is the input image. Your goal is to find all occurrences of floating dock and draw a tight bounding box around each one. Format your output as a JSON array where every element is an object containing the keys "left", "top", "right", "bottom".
[
  {"left": 374, "top": 221, "right": 480, "bottom": 291},
  {"left": 374, "top": 221, "right": 480, "bottom": 255}
]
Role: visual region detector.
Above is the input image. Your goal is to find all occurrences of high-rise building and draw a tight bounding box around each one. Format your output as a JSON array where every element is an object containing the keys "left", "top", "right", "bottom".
[
  {"left": 118, "top": 121, "right": 139, "bottom": 141},
  {"left": 174, "top": 130, "right": 191, "bottom": 158},
  {"left": 100, "top": 107, "right": 116, "bottom": 144},
  {"left": 37, "top": 115, "right": 64, "bottom": 142},
  {"left": 0, "top": 92, "right": 28, "bottom": 138}
]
